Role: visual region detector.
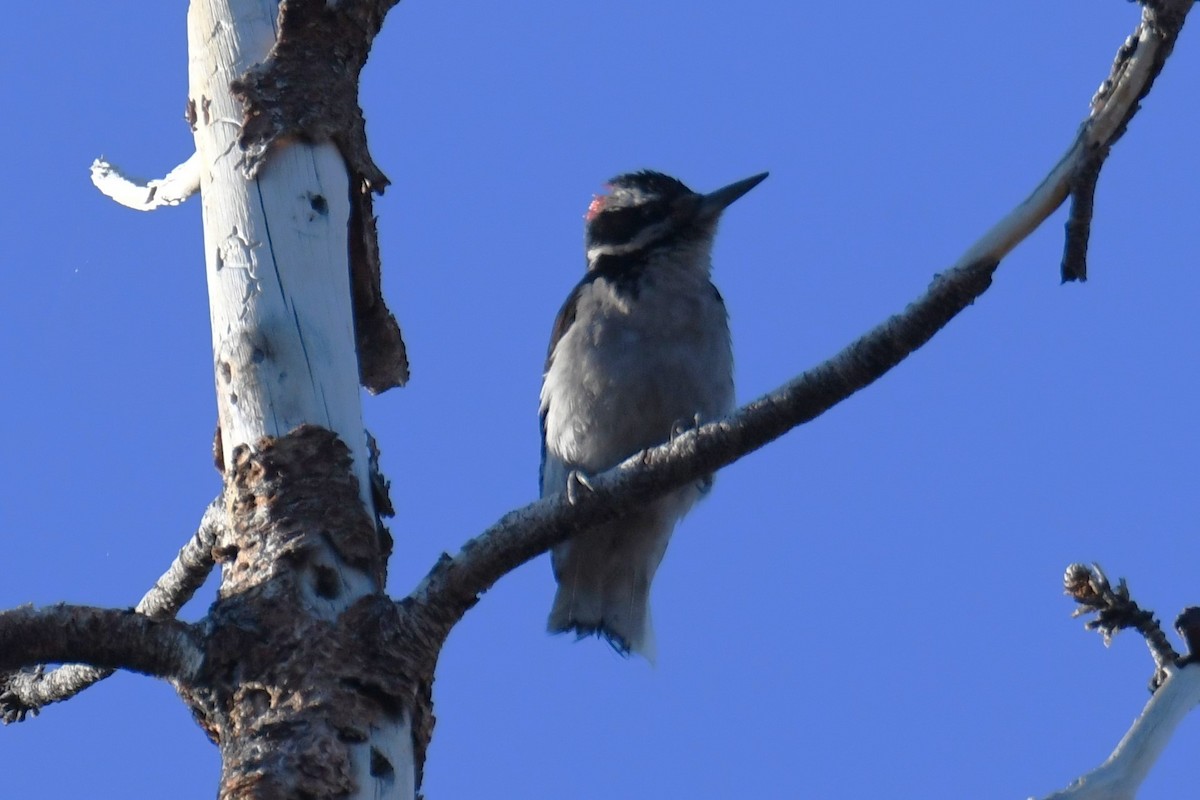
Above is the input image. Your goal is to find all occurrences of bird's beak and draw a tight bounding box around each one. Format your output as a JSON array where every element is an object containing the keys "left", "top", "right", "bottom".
[{"left": 699, "top": 171, "right": 769, "bottom": 217}]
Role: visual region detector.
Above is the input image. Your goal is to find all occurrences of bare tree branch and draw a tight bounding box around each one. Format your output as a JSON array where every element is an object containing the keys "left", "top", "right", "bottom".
[
  {"left": 137, "top": 497, "right": 224, "bottom": 618},
  {"left": 407, "top": 0, "right": 1195, "bottom": 639},
  {"left": 1, "top": 499, "right": 223, "bottom": 722},
  {"left": 1041, "top": 663, "right": 1200, "bottom": 800},
  {"left": 1062, "top": 1, "right": 1190, "bottom": 281},
  {"left": 1061, "top": 148, "right": 1104, "bottom": 282},
  {"left": 90, "top": 151, "right": 202, "bottom": 211},
  {"left": 0, "top": 606, "right": 202, "bottom": 703}
]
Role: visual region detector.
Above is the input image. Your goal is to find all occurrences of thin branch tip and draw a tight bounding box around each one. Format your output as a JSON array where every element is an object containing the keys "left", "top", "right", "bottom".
[
  {"left": 1063, "top": 562, "right": 1177, "bottom": 688},
  {"left": 1060, "top": 153, "right": 1104, "bottom": 283}
]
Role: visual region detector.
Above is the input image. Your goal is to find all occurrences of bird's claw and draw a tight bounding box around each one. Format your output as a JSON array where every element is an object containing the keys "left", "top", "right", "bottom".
[{"left": 566, "top": 470, "right": 595, "bottom": 505}]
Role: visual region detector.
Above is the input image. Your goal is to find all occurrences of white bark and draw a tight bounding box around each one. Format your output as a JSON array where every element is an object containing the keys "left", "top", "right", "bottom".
[
  {"left": 1040, "top": 663, "right": 1200, "bottom": 800},
  {"left": 186, "top": 1, "right": 413, "bottom": 797},
  {"left": 187, "top": 0, "right": 371, "bottom": 510}
]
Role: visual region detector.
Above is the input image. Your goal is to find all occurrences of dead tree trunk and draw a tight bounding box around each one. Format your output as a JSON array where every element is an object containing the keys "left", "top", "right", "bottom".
[{"left": 183, "top": 1, "right": 420, "bottom": 797}]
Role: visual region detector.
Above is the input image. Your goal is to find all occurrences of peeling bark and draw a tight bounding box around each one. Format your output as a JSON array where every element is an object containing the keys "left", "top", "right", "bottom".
[{"left": 230, "top": 0, "right": 409, "bottom": 393}]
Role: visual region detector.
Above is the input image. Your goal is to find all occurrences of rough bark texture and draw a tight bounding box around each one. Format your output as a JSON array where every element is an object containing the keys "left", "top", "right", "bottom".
[{"left": 180, "top": 426, "right": 436, "bottom": 799}]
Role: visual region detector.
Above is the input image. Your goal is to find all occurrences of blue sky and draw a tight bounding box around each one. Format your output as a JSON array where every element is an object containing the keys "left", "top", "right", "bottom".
[{"left": 3, "top": 2, "right": 1199, "bottom": 797}]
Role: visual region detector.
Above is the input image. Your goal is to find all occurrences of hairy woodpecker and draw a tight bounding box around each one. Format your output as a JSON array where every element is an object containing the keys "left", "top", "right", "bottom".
[{"left": 540, "top": 169, "right": 768, "bottom": 660}]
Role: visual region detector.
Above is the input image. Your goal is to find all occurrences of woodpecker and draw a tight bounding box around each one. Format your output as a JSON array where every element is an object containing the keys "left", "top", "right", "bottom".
[{"left": 540, "top": 169, "right": 768, "bottom": 660}]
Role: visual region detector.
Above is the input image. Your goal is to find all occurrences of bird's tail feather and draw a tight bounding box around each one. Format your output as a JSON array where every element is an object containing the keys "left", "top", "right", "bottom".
[
  {"left": 547, "top": 578, "right": 656, "bottom": 662},
  {"left": 546, "top": 509, "right": 680, "bottom": 663}
]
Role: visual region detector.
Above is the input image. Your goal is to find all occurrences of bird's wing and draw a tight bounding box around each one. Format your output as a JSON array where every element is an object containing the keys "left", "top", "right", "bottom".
[{"left": 539, "top": 278, "right": 587, "bottom": 496}]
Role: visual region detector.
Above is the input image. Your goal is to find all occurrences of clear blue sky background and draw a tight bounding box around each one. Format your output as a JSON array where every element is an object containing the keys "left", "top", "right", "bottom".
[{"left": 3, "top": 2, "right": 1199, "bottom": 797}]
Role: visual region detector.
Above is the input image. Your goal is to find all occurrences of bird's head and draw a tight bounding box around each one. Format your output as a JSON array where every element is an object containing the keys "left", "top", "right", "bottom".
[{"left": 584, "top": 170, "right": 768, "bottom": 270}]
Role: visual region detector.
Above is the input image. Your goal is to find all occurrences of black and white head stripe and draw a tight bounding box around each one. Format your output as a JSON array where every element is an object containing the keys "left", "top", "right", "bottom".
[{"left": 584, "top": 171, "right": 699, "bottom": 266}]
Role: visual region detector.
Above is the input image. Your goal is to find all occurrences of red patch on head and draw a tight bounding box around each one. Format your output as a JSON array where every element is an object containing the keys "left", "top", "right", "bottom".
[{"left": 585, "top": 185, "right": 612, "bottom": 221}]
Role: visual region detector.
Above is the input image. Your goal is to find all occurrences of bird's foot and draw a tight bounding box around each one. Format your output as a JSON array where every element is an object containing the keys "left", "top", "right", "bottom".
[
  {"left": 670, "top": 414, "right": 714, "bottom": 494},
  {"left": 670, "top": 413, "right": 704, "bottom": 442}
]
